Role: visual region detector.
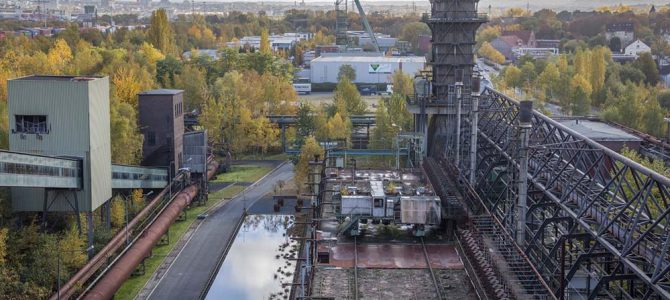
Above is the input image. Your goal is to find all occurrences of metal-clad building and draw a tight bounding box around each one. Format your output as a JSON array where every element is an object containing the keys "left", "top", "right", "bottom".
[
  {"left": 183, "top": 130, "right": 207, "bottom": 174},
  {"left": 8, "top": 75, "right": 111, "bottom": 212},
  {"left": 310, "top": 56, "right": 426, "bottom": 84},
  {"left": 138, "top": 89, "right": 184, "bottom": 177}
]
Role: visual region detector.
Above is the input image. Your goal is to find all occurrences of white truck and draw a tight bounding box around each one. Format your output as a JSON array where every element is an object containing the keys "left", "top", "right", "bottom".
[{"left": 292, "top": 77, "right": 312, "bottom": 94}]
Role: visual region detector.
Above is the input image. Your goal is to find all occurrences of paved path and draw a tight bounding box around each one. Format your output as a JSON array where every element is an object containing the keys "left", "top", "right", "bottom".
[{"left": 145, "top": 162, "right": 294, "bottom": 300}]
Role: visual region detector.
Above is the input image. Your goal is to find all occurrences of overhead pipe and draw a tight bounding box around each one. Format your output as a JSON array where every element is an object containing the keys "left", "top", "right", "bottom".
[
  {"left": 83, "top": 160, "right": 218, "bottom": 299},
  {"left": 51, "top": 159, "right": 217, "bottom": 300}
]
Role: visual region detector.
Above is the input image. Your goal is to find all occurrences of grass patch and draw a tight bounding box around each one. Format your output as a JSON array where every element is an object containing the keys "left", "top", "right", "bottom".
[
  {"left": 211, "top": 164, "right": 273, "bottom": 183},
  {"left": 115, "top": 163, "right": 273, "bottom": 299}
]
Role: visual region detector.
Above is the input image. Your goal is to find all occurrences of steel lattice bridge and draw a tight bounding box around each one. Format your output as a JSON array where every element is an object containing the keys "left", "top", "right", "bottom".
[{"left": 433, "top": 87, "right": 670, "bottom": 299}]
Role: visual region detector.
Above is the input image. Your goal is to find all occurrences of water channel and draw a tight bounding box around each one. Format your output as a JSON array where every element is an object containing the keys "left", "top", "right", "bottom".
[{"left": 204, "top": 214, "right": 299, "bottom": 300}]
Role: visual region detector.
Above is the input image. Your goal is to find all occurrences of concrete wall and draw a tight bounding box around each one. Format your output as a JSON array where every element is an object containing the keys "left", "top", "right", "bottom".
[{"left": 8, "top": 76, "right": 111, "bottom": 212}]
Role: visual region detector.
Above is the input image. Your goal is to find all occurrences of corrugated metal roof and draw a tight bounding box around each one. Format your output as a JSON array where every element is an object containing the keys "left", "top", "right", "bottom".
[
  {"left": 311, "top": 56, "right": 426, "bottom": 63},
  {"left": 558, "top": 119, "right": 642, "bottom": 142},
  {"left": 139, "top": 89, "right": 184, "bottom": 95}
]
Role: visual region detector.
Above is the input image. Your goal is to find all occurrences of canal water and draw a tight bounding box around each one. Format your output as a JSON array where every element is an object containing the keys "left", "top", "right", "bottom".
[{"left": 204, "top": 214, "right": 299, "bottom": 300}]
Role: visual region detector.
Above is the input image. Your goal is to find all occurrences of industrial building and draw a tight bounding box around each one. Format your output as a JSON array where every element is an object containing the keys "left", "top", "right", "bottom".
[
  {"left": 556, "top": 118, "right": 642, "bottom": 152},
  {"left": 309, "top": 55, "right": 426, "bottom": 84},
  {"left": 8, "top": 75, "right": 111, "bottom": 212},
  {"left": 139, "top": 89, "right": 184, "bottom": 177}
]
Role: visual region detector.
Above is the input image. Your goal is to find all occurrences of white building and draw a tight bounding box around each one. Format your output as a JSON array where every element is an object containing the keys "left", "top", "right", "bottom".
[
  {"left": 625, "top": 40, "right": 651, "bottom": 57},
  {"left": 310, "top": 55, "right": 426, "bottom": 84}
]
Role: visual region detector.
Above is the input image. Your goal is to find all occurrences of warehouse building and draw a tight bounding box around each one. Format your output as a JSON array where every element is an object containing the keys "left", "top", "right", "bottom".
[{"left": 310, "top": 55, "right": 426, "bottom": 85}]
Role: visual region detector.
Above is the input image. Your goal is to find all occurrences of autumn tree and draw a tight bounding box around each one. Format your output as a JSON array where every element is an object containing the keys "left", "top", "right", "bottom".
[
  {"left": 370, "top": 99, "right": 398, "bottom": 149},
  {"left": 324, "top": 112, "right": 350, "bottom": 141},
  {"left": 294, "top": 136, "right": 324, "bottom": 193},
  {"left": 174, "top": 64, "right": 208, "bottom": 110},
  {"left": 478, "top": 42, "right": 506, "bottom": 64},
  {"left": 148, "top": 9, "right": 175, "bottom": 55},
  {"left": 260, "top": 28, "right": 271, "bottom": 54},
  {"left": 571, "top": 74, "right": 592, "bottom": 116},
  {"left": 110, "top": 99, "right": 144, "bottom": 164},
  {"left": 538, "top": 63, "right": 560, "bottom": 99},
  {"left": 391, "top": 70, "right": 414, "bottom": 98},
  {"left": 47, "top": 39, "right": 73, "bottom": 74},
  {"left": 333, "top": 77, "right": 366, "bottom": 116}
]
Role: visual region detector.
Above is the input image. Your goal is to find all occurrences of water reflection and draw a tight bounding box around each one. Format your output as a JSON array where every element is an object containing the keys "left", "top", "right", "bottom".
[{"left": 205, "top": 214, "right": 298, "bottom": 300}]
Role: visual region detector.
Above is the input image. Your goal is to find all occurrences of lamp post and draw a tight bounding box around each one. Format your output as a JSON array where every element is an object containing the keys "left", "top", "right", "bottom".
[{"left": 57, "top": 242, "right": 94, "bottom": 300}]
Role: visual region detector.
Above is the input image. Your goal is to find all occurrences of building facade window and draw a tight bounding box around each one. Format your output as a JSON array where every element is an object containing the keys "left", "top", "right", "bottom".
[
  {"left": 147, "top": 131, "right": 156, "bottom": 146},
  {"left": 15, "top": 115, "right": 48, "bottom": 134}
]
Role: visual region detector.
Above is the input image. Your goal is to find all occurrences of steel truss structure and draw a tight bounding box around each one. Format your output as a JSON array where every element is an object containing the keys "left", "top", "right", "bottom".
[{"left": 464, "top": 87, "right": 670, "bottom": 299}]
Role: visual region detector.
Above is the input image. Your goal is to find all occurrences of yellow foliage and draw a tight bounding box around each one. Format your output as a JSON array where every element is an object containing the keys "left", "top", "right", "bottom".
[
  {"left": 47, "top": 39, "right": 73, "bottom": 74},
  {"left": 110, "top": 195, "right": 126, "bottom": 228},
  {"left": 295, "top": 136, "right": 324, "bottom": 193},
  {"left": 478, "top": 42, "right": 506, "bottom": 64},
  {"left": 140, "top": 42, "right": 165, "bottom": 65}
]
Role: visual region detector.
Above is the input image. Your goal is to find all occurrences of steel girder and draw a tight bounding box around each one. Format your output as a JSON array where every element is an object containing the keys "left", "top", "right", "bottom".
[{"left": 471, "top": 88, "right": 670, "bottom": 299}]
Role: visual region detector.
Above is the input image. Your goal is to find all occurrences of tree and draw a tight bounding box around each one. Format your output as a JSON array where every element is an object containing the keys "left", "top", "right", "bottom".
[
  {"left": 337, "top": 64, "right": 356, "bottom": 82},
  {"left": 387, "top": 93, "right": 413, "bottom": 131},
  {"left": 294, "top": 136, "right": 323, "bottom": 193},
  {"left": 520, "top": 61, "right": 537, "bottom": 96},
  {"left": 503, "top": 65, "right": 523, "bottom": 94},
  {"left": 325, "top": 112, "right": 350, "bottom": 141},
  {"left": 590, "top": 47, "right": 609, "bottom": 105},
  {"left": 477, "top": 42, "right": 506, "bottom": 64},
  {"left": 370, "top": 99, "right": 398, "bottom": 149},
  {"left": 260, "top": 28, "right": 271, "bottom": 54},
  {"left": 609, "top": 37, "right": 622, "bottom": 53},
  {"left": 174, "top": 64, "right": 208, "bottom": 110},
  {"left": 538, "top": 63, "right": 560, "bottom": 99},
  {"left": 70, "top": 40, "right": 103, "bottom": 75},
  {"left": 295, "top": 103, "right": 315, "bottom": 147},
  {"left": 47, "top": 39, "right": 73, "bottom": 74},
  {"left": 400, "top": 22, "right": 430, "bottom": 53},
  {"left": 571, "top": 74, "right": 592, "bottom": 116},
  {"left": 110, "top": 99, "right": 144, "bottom": 164},
  {"left": 139, "top": 42, "right": 165, "bottom": 65},
  {"left": 333, "top": 77, "right": 366, "bottom": 116},
  {"left": 110, "top": 196, "right": 125, "bottom": 228},
  {"left": 635, "top": 53, "right": 660, "bottom": 86},
  {"left": 391, "top": 70, "right": 413, "bottom": 98},
  {"left": 156, "top": 55, "right": 183, "bottom": 87},
  {"left": 476, "top": 26, "right": 501, "bottom": 46},
  {"left": 148, "top": 9, "right": 175, "bottom": 55}
]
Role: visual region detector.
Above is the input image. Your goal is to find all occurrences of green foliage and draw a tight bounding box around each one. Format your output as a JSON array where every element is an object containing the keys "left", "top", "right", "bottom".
[
  {"left": 391, "top": 71, "right": 414, "bottom": 98},
  {"left": 260, "top": 28, "right": 271, "bottom": 54},
  {"left": 333, "top": 77, "right": 366, "bottom": 116},
  {"left": 148, "top": 9, "right": 175, "bottom": 55},
  {"left": 110, "top": 99, "right": 144, "bottom": 164},
  {"left": 634, "top": 53, "right": 660, "bottom": 86},
  {"left": 295, "top": 103, "right": 315, "bottom": 147},
  {"left": 337, "top": 64, "right": 356, "bottom": 82}
]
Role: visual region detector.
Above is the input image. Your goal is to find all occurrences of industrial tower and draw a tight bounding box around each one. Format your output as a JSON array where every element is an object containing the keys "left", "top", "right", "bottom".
[{"left": 412, "top": 0, "right": 486, "bottom": 166}]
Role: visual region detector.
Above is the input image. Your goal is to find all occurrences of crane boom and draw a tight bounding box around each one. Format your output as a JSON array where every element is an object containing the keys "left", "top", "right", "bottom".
[{"left": 352, "top": 0, "right": 380, "bottom": 52}]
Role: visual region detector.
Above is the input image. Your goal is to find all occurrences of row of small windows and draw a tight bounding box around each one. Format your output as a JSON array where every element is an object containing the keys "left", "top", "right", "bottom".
[
  {"left": 0, "top": 161, "right": 79, "bottom": 177},
  {"left": 112, "top": 172, "right": 168, "bottom": 182},
  {"left": 174, "top": 102, "right": 183, "bottom": 118}
]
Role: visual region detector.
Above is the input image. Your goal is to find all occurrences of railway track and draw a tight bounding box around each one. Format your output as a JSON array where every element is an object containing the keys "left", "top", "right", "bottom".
[
  {"left": 420, "top": 237, "right": 443, "bottom": 299},
  {"left": 353, "top": 236, "right": 359, "bottom": 300}
]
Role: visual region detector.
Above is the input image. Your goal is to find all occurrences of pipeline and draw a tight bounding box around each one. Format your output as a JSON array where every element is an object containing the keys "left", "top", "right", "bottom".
[
  {"left": 83, "top": 160, "right": 218, "bottom": 299},
  {"left": 51, "top": 159, "right": 218, "bottom": 300}
]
